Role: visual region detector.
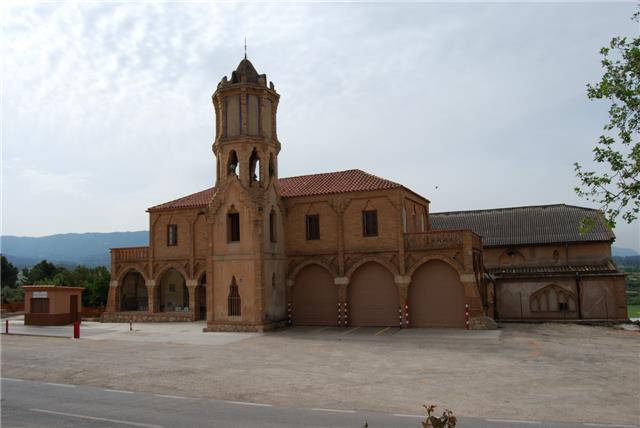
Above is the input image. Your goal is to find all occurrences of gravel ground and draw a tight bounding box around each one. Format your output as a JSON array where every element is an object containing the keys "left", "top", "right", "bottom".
[{"left": 1, "top": 323, "right": 638, "bottom": 425}]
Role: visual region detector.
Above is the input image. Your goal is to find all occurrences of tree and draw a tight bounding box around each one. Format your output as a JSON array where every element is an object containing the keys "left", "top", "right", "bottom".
[
  {"left": 1, "top": 256, "right": 19, "bottom": 288},
  {"left": 21, "top": 260, "right": 61, "bottom": 284},
  {"left": 574, "top": 11, "right": 640, "bottom": 228}
]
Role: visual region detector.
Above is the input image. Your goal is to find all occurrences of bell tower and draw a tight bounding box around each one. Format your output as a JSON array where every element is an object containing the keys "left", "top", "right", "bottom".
[
  {"left": 212, "top": 57, "right": 280, "bottom": 187},
  {"left": 205, "top": 57, "right": 287, "bottom": 332}
]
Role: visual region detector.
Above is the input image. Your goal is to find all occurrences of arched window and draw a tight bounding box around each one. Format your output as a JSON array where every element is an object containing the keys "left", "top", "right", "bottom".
[
  {"left": 228, "top": 276, "right": 241, "bottom": 316},
  {"left": 530, "top": 285, "right": 576, "bottom": 313},
  {"left": 227, "top": 151, "right": 239, "bottom": 177},
  {"left": 249, "top": 148, "right": 261, "bottom": 185}
]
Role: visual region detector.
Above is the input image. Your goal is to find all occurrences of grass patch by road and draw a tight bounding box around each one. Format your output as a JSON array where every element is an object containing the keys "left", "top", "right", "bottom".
[{"left": 628, "top": 305, "right": 640, "bottom": 318}]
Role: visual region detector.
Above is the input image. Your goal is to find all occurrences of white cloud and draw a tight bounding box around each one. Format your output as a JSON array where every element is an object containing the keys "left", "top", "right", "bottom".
[{"left": 1, "top": 2, "right": 638, "bottom": 250}]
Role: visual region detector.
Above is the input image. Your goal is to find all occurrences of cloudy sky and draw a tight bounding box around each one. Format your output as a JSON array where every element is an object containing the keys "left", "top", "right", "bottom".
[{"left": 2, "top": 1, "right": 639, "bottom": 251}]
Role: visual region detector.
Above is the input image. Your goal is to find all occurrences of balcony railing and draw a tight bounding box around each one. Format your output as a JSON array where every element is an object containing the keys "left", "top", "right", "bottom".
[
  {"left": 404, "top": 229, "right": 482, "bottom": 251},
  {"left": 112, "top": 246, "right": 149, "bottom": 262}
]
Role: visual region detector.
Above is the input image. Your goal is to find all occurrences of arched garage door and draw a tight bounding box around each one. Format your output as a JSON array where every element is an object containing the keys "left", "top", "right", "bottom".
[
  {"left": 410, "top": 260, "right": 465, "bottom": 328},
  {"left": 349, "top": 262, "right": 398, "bottom": 326},
  {"left": 292, "top": 265, "right": 337, "bottom": 325}
]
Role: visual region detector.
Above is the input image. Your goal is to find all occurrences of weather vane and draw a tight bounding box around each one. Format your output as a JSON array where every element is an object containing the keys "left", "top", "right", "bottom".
[{"left": 244, "top": 37, "right": 247, "bottom": 60}]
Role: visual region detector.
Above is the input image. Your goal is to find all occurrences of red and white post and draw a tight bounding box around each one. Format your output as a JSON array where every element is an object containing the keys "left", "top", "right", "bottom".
[{"left": 464, "top": 304, "right": 470, "bottom": 330}]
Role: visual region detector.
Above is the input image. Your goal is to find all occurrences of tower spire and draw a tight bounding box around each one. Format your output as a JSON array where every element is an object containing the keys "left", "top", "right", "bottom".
[{"left": 244, "top": 37, "right": 247, "bottom": 60}]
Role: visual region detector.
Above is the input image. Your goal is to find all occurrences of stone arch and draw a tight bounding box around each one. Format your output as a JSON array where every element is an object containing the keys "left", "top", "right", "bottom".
[
  {"left": 119, "top": 270, "right": 148, "bottom": 311},
  {"left": 407, "top": 254, "right": 464, "bottom": 280},
  {"left": 345, "top": 256, "right": 398, "bottom": 281},
  {"left": 409, "top": 259, "right": 466, "bottom": 328},
  {"left": 530, "top": 284, "right": 576, "bottom": 313},
  {"left": 227, "top": 150, "right": 239, "bottom": 177},
  {"left": 116, "top": 266, "right": 150, "bottom": 283},
  {"left": 249, "top": 147, "right": 261, "bottom": 185},
  {"left": 348, "top": 261, "right": 399, "bottom": 326},
  {"left": 194, "top": 266, "right": 207, "bottom": 284},
  {"left": 157, "top": 267, "right": 189, "bottom": 313},
  {"left": 154, "top": 262, "right": 191, "bottom": 283},
  {"left": 290, "top": 264, "right": 338, "bottom": 325},
  {"left": 288, "top": 259, "right": 336, "bottom": 283}
]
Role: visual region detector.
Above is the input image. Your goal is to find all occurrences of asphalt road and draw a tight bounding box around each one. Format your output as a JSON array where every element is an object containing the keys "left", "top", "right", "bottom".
[{"left": 2, "top": 378, "right": 637, "bottom": 428}]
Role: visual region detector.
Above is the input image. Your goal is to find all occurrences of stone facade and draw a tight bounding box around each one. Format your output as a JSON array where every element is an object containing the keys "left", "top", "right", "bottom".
[{"left": 104, "top": 58, "right": 628, "bottom": 330}]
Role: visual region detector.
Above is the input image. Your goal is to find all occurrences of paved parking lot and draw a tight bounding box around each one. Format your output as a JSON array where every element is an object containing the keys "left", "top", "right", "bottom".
[{"left": 1, "top": 321, "right": 638, "bottom": 426}]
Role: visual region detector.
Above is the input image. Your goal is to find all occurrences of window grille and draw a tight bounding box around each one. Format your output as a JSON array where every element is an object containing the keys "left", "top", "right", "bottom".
[{"left": 228, "top": 277, "right": 241, "bottom": 316}]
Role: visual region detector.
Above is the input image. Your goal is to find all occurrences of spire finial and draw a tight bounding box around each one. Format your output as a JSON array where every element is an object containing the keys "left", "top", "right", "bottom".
[{"left": 244, "top": 37, "right": 247, "bottom": 60}]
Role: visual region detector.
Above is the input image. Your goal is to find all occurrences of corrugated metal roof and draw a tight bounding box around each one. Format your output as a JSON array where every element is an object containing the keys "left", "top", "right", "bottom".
[
  {"left": 148, "top": 169, "right": 403, "bottom": 211},
  {"left": 430, "top": 204, "right": 615, "bottom": 246}
]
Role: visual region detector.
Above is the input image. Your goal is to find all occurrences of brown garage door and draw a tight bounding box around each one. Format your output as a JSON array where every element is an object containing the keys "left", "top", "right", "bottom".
[
  {"left": 349, "top": 262, "right": 398, "bottom": 326},
  {"left": 410, "top": 260, "right": 465, "bottom": 328},
  {"left": 292, "top": 265, "right": 337, "bottom": 325}
]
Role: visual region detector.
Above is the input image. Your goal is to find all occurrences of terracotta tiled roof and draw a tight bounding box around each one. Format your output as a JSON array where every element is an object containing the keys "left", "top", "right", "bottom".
[
  {"left": 148, "top": 188, "right": 215, "bottom": 211},
  {"left": 488, "top": 264, "right": 618, "bottom": 276},
  {"left": 430, "top": 204, "right": 615, "bottom": 247},
  {"left": 279, "top": 169, "right": 401, "bottom": 198},
  {"left": 148, "top": 169, "right": 403, "bottom": 211}
]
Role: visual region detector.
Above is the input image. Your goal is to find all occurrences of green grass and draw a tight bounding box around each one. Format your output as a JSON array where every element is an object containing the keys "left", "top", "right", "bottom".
[{"left": 628, "top": 305, "right": 640, "bottom": 318}]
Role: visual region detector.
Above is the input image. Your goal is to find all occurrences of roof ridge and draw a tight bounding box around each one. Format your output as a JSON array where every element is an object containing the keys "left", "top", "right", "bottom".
[
  {"left": 279, "top": 168, "right": 364, "bottom": 180},
  {"left": 431, "top": 203, "right": 601, "bottom": 216}
]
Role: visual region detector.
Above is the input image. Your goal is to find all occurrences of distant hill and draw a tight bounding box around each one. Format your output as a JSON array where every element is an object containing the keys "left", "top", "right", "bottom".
[
  {"left": 1, "top": 231, "right": 148, "bottom": 268},
  {"left": 612, "top": 247, "right": 639, "bottom": 257}
]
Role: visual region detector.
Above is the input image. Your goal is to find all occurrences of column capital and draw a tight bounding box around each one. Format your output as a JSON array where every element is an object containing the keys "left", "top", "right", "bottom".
[
  {"left": 334, "top": 276, "right": 349, "bottom": 285},
  {"left": 460, "top": 274, "right": 476, "bottom": 283},
  {"left": 109, "top": 281, "right": 119, "bottom": 288},
  {"left": 186, "top": 279, "right": 198, "bottom": 287},
  {"left": 145, "top": 280, "right": 156, "bottom": 287},
  {"left": 286, "top": 279, "right": 294, "bottom": 288},
  {"left": 394, "top": 275, "right": 411, "bottom": 285}
]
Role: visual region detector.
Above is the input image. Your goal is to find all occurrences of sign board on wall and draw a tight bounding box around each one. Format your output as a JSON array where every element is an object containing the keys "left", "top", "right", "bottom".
[{"left": 33, "top": 291, "right": 48, "bottom": 298}]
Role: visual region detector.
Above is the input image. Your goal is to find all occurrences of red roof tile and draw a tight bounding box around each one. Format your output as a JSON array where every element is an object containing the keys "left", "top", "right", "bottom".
[
  {"left": 148, "top": 169, "right": 403, "bottom": 211},
  {"left": 148, "top": 187, "right": 215, "bottom": 211},
  {"left": 279, "top": 169, "right": 401, "bottom": 198}
]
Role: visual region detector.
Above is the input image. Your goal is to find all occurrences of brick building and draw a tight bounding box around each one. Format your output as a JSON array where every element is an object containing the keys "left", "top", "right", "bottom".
[{"left": 103, "top": 58, "right": 628, "bottom": 330}]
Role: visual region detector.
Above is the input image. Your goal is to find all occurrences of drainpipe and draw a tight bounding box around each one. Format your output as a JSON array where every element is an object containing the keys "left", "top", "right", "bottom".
[{"left": 575, "top": 272, "right": 582, "bottom": 320}]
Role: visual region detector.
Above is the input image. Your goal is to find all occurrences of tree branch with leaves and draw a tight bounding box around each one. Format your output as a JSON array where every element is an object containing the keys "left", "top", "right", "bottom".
[{"left": 574, "top": 10, "right": 640, "bottom": 228}]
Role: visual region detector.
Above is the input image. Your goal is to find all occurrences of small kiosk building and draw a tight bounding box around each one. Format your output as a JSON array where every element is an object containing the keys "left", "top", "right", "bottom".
[{"left": 23, "top": 285, "right": 83, "bottom": 326}]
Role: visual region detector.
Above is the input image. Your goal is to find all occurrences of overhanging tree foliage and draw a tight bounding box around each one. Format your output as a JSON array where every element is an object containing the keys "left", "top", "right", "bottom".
[{"left": 574, "top": 11, "right": 640, "bottom": 228}]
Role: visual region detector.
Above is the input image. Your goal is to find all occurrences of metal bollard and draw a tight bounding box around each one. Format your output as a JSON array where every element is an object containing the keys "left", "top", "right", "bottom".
[
  {"left": 404, "top": 303, "right": 409, "bottom": 328},
  {"left": 464, "top": 304, "right": 470, "bottom": 330},
  {"left": 5, "top": 319, "right": 8, "bottom": 334},
  {"left": 73, "top": 320, "right": 80, "bottom": 339},
  {"left": 129, "top": 320, "right": 133, "bottom": 332}
]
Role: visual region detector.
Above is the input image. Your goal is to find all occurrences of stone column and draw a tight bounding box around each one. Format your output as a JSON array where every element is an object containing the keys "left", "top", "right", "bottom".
[
  {"left": 106, "top": 281, "right": 119, "bottom": 312},
  {"left": 186, "top": 279, "right": 198, "bottom": 321},
  {"left": 146, "top": 280, "right": 157, "bottom": 314},
  {"left": 395, "top": 276, "right": 411, "bottom": 327}
]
